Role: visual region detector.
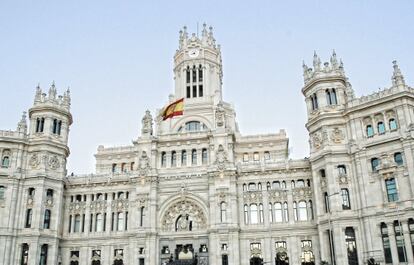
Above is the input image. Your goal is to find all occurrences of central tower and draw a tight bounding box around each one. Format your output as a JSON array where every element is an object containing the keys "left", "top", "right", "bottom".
[{"left": 173, "top": 24, "right": 223, "bottom": 104}]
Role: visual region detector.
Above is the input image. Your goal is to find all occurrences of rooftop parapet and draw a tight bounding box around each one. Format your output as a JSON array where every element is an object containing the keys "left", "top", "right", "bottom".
[
  {"left": 302, "top": 50, "right": 346, "bottom": 86},
  {"left": 347, "top": 61, "right": 413, "bottom": 109},
  {"left": 177, "top": 23, "right": 219, "bottom": 52},
  {"left": 33, "top": 82, "right": 71, "bottom": 112}
]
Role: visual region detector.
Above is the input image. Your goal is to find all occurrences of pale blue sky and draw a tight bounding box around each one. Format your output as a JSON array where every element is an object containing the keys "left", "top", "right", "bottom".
[{"left": 1, "top": 1, "right": 413, "bottom": 173}]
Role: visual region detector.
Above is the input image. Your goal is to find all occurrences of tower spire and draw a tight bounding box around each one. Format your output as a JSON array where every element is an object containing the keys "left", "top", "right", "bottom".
[{"left": 392, "top": 60, "right": 405, "bottom": 87}]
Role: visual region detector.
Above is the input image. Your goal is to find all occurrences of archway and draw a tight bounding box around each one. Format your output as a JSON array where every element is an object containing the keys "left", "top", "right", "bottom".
[{"left": 250, "top": 256, "right": 263, "bottom": 265}]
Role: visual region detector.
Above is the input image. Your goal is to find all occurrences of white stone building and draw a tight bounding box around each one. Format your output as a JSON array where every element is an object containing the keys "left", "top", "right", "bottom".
[{"left": 1, "top": 25, "right": 414, "bottom": 265}]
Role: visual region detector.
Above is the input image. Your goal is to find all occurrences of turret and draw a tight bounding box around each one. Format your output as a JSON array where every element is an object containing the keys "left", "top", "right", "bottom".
[
  {"left": 29, "top": 82, "right": 72, "bottom": 146},
  {"left": 173, "top": 24, "right": 223, "bottom": 104},
  {"left": 302, "top": 51, "right": 353, "bottom": 120}
]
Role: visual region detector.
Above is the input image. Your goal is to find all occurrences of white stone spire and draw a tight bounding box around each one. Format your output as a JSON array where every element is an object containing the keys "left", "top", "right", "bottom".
[{"left": 392, "top": 60, "right": 405, "bottom": 87}]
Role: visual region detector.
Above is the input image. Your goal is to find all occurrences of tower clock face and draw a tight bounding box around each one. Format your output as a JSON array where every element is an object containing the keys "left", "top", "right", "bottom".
[{"left": 188, "top": 49, "right": 199, "bottom": 58}]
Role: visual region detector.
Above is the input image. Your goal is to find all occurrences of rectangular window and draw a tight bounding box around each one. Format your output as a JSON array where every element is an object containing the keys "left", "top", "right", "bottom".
[
  {"left": 82, "top": 214, "right": 85, "bottom": 232},
  {"left": 385, "top": 178, "right": 398, "bottom": 202},
  {"left": 222, "top": 254, "right": 228, "bottom": 265},
  {"left": 139, "top": 258, "right": 145, "bottom": 265},
  {"left": 21, "top": 243, "right": 29, "bottom": 265},
  {"left": 68, "top": 215, "right": 72, "bottom": 233},
  {"left": 111, "top": 212, "right": 115, "bottom": 231},
  {"left": 198, "top": 85, "right": 203, "bottom": 97},
  {"left": 192, "top": 85, "right": 197, "bottom": 98},
  {"left": 25, "top": 209, "right": 32, "bottom": 228},
  {"left": 186, "top": 86, "right": 191, "bottom": 98}
]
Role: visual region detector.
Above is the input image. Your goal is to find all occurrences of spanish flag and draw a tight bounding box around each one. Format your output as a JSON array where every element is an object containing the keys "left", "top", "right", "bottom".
[{"left": 162, "top": 98, "right": 184, "bottom": 120}]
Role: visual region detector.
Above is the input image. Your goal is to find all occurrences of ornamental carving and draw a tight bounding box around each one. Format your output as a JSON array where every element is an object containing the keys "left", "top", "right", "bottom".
[
  {"left": 312, "top": 133, "right": 321, "bottom": 150},
  {"left": 136, "top": 194, "right": 148, "bottom": 208},
  {"left": 29, "top": 153, "right": 40, "bottom": 169},
  {"left": 44, "top": 197, "right": 54, "bottom": 208},
  {"left": 69, "top": 202, "right": 86, "bottom": 214},
  {"left": 292, "top": 187, "right": 312, "bottom": 200},
  {"left": 331, "top": 127, "right": 344, "bottom": 143},
  {"left": 161, "top": 199, "right": 207, "bottom": 232},
  {"left": 27, "top": 196, "right": 34, "bottom": 207},
  {"left": 339, "top": 175, "right": 348, "bottom": 184},
  {"left": 215, "top": 102, "right": 226, "bottom": 127},
  {"left": 111, "top": 199, "right": 129, "bottom": 212},
  {"left": 90, "top": 200, "right": 107, "bottom": 213},
  {"left": 250, "top": 246, "right": 262, "bottom": 257},
  {"left": 214, "top": 145, "right": 228, "bottom": 170},
  {"left": 48, "top": 156, "right": 60, "bottom": 170},
  {"left": 268, "top": 190, "right": 287, "bottom": 202},
  {"left": 138, "top": 151, "right": 151, "bottom": 176},
  {"left": 243, "top": 191, "right": 263, "bottom": 204}
]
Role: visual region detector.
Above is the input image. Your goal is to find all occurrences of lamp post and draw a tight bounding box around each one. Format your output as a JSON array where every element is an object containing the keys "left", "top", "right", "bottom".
[
  {"left": 396, "top": 206, "right": 408, "bottom": 264},
  {"left": 327, "top": 192, "right": 340, "bottom": 265}
]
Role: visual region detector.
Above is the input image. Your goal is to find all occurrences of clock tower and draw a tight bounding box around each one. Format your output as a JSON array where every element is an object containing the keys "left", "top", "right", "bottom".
[{"left": 173, "top": 24, "right": 223, "bottom": 105}]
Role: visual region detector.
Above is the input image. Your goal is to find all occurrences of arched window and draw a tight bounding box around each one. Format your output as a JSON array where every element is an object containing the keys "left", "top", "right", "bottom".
[
  {"left": 161, "top": 152, "right": 166, "bottom": 167},
  {"left": 198, "top": 64, "right": 203, "bottom": 82},
  {"left": 272, "top": 181, "right": 280, "bottom": 189},
  {"left": 258, "top": 182, "right": 262, "bottom": 190},
  {"left": 52, "top": 119, "right": 58, "bottom": 134},
  {"left": 394, "top": 152, "right": 403, "bottom": 165},
  {"left": 171, "top": 151, "right": 177, "bottom": 167},
  {"left": 40, "top": 118, "right": 45, "bottom": 132},
  {"left": 326, "top": 89, "right": 332, "bottom": 105},
  {"left": 1, "top": 156, "right": 10, "bottom": 168},
  {"left": 43, "top": 209, "right": 51, "bottom": 229},
  {"left": 250, "top": 204, "right": 258, "bottom": 224},
  {"left": 243, "top": 153, "right": 249, "bottom": 162},
  {"left": 298, "top": 201, "right": 308, "bottom": 221},
  {"left": 181, "top": 150, "right": 187, "bottom": 166},
  {"left": 21, "top": 243, "right": 29, "bottom": 265},
  {"left": 74, "top": 215, "right": 81, "bottom": 232},
  {"left": 57, "top": 120, "right": 62, "bottom": 135},
  {"left": 253, "top": 152, "right": 259, "bottom": 161},
  {"left": 186, "top": 66, "right": 190, "bottom": 84},
  {"left": 191, "top": 149, "right": 197, "bottom": 165},
  {"left": 46, "top": 189, "right": 53, "bottom": 198},
  {"left": 248, "top": 183, "right": 256, "bottom": 191},
  {"left": 259, "top": 204, "right": 264, "bottom": 223},
  {"left": 25, "top": 209, "right": 32, "bottom": 228},
  {"left": 244, "top": 205, "right": 249, "bottom": 224},
  {"left": 281, "top": 181, "right": 286, "bottom": 189},
  {"left": 394, "top": 221, "right": 407, "bottom": 263},
  {"left": 268, "top": 203, "right": 273, "bottom": 223},
  {"left": 385, "top": 178, "right": 398, "bottom": 202},
  {"left": 371, "top": 158, "right": 380, "bottom": 172},
  {"left": 96, "top": 213, "right": 103, "bottom": 232},
  {"left": 220, "top": 202, "right": 227, "bottom": 223},
  {"left": 0, "top": 186, "right": 5, "bottom": 200},
  {"left": 202, "top": 148, "right": 208, "bottom": 165},
  {"left": 39, "top": 244, "right": 48, "bottom": 265},
  {"left": 121, "top": 163, "right": 126, "bottom": 172},
  {"left": 380, "top": 223, "right": 393, "bottom": 264},
  {"left": 264, "top": 151, "right": 270, "bottom": 160},
  {"left": 291, "top": 180, "right": 295, "bottom": 188},
  {"left": 324, "top": 192, "right": 330, "bottom": 213},
  {"left": 301, "top": 245, "right": 314, "bottom": 265},
  {"left": 112, "top": 164, "right": 117, "bottom": 173},
  {"left": 192, "top": 65, "right": 197, "bottom": 83},
  {"left": 311, "top": 93, "right": 318, "bottom": 110},
  {"left": 139, "top": 206, "right": 145, "bottom": 227},
  {"left": 117, "top": 212, "right": 124, "bottom": 231},
  {"left": 366, "top": 125, "right": 374, "bottom": 137},
  {"left": 274, "top": 203, "right": 282, "bottom": 223},
  {"left": 377, "top": 122, "right": 386, "bottom": 135},
  {"left": 341, "top": 188, "right": 351, "bottom": 210},
  {"left": 293, "top": 202, "right": 297, "bottom": 221},
  {"left": 297, "top": 179, "right": 305, "bottom": 187},
  {"left": 345, "top": 227, "right": 358, "bottom": 265},
  {"left": 308, "top": 200, "right": 314, "bottom": 220},
  {"left": 266, "top": 182, "right": 271, "bottom": 190},
  {"left": 28, "top": 187, "right": 35, "bottom": 197},
  {"left": 389, "top": 119, "right": 398, "bottom": 131},
  {"left": 243, "top": 184, "right": 247, "bottom": 191},
  {"left": 283, "top": 202, "right": 289, "bottom": 222},
  {"left": 338, "top": 165, "right": 347, "bottom": 175},
  {"left": 330, "top": 88, "right": 337, "bottom": 104}
]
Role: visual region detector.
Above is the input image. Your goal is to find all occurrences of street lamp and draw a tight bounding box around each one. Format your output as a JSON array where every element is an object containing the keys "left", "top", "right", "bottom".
[{"left": 327, "top": 192, "right": 340, "bottom": 265}]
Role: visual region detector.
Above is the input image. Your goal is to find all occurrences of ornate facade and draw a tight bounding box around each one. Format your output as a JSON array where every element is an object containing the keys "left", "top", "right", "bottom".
[{"left": 1, "top": 25, "right": 414, "bottom": 265}]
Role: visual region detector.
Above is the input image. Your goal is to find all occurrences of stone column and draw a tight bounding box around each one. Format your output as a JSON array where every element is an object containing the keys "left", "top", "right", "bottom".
[
  {"left": 402, "top": 221, "right": 414, "bottom": 264},
  {"left": 387, "top": 222, "right": 399, "bottom": 265}
]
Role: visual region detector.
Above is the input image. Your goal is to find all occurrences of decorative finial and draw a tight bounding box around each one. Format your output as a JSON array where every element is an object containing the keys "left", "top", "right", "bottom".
[
  {"left": 392, "top": 60, "right": 405, "bottom": 87},
  {"left": 313, "top": 51, "right": 321, "bottom": 71},
  {"left": 330, "top": 49, "right": 338, "bottom": 68},
  {"left": 17, "top": 111, "right": 27, "bottom": 134}
]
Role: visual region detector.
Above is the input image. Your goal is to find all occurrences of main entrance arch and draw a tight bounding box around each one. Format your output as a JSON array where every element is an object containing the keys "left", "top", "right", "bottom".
[{"left": 159, "top": 196, "right": 209, "bottom": 264}]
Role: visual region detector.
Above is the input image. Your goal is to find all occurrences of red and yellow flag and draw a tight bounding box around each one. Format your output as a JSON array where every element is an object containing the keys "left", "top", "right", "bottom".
[{"left": 162, "top": 98, "right": 184, "bottom": 120}]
